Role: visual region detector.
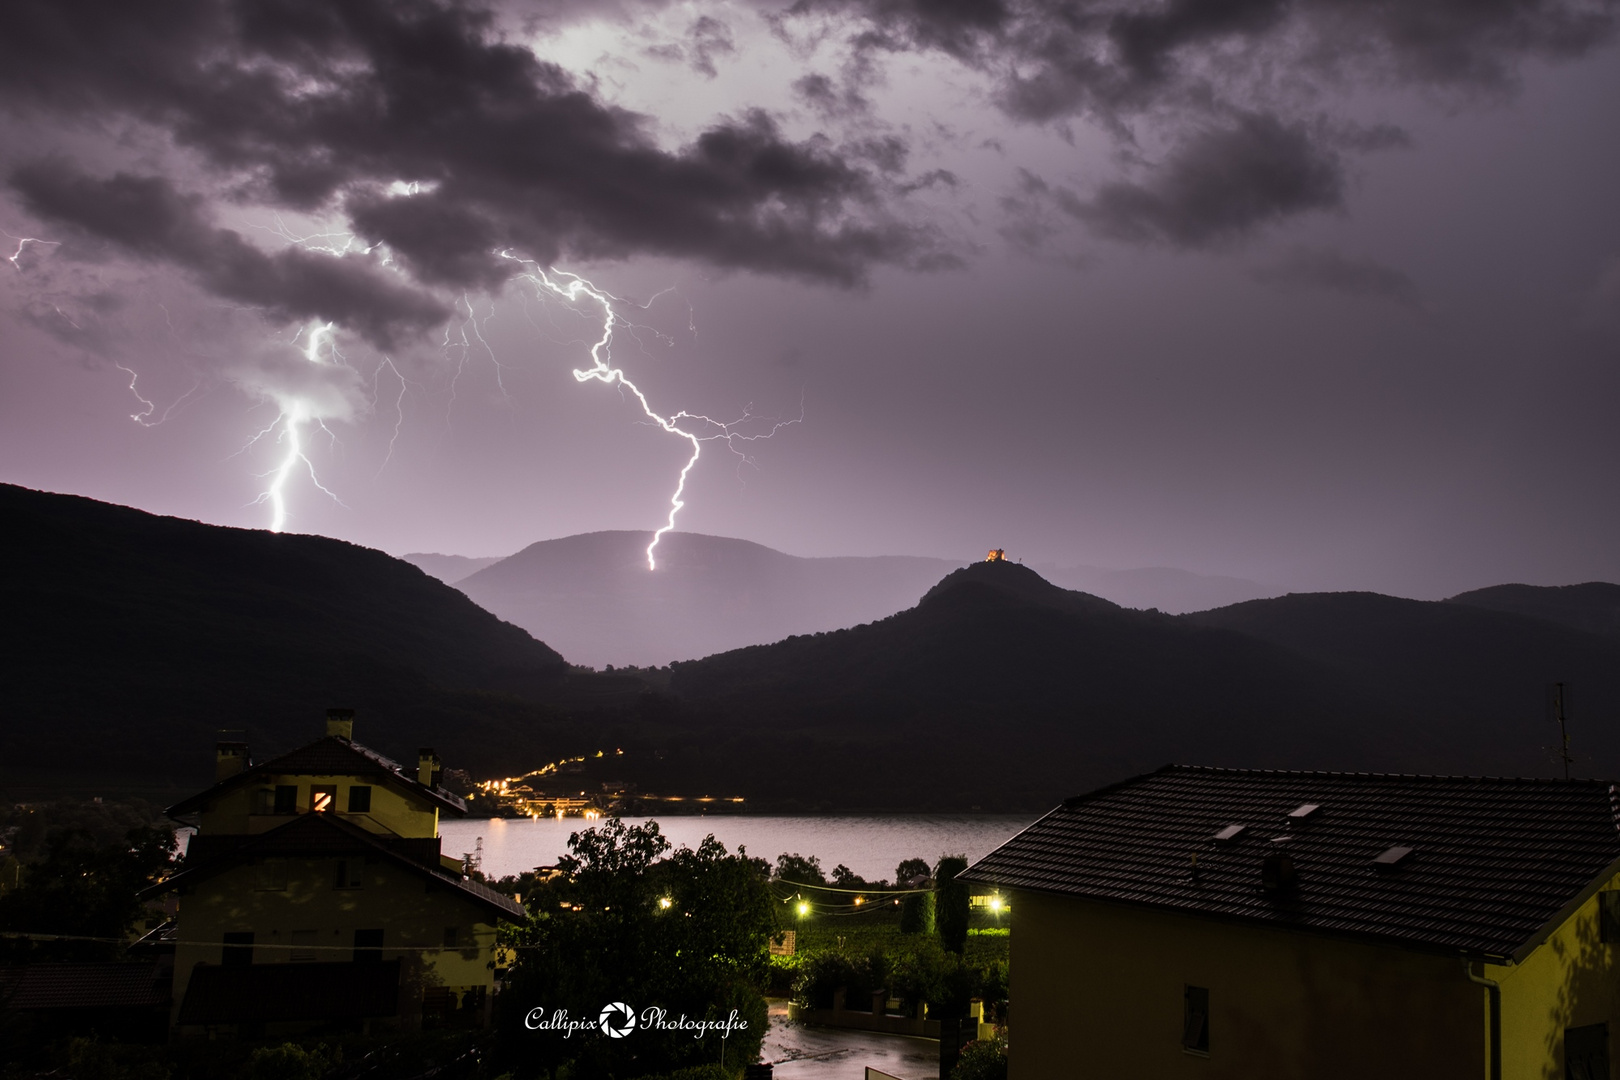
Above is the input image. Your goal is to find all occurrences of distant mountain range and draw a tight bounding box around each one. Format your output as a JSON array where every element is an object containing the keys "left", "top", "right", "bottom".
[
  {"left": 449, "top": 531, "right": 965, "bottom": 668},
  {"left": 653, "top": 563, "right": 1620, "bottom": 807},
  {"left": 401, "top": 552, "right": 504, "bottom": 585},
  {"left": 5, "top": 483, "right": 1616, "bottom": 811},
  {"left": 406, "top": 533, "right": 1279, "bottom": 668},
  {"left": 1032, "top": 563, "right": 1277, "bottom": 613}
]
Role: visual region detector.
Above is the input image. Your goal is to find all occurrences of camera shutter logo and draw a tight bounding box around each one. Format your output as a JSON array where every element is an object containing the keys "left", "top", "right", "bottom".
[{"left": 599, "top": 1002, "right": 637, "bottom": 1038}]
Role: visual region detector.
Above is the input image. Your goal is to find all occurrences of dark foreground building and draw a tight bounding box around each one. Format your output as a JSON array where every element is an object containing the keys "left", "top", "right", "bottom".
[
  {"left": 146, "top": 710, "right": 523, "bottom": 1037},
  {"left": 963, "top": 766, "right": 1620, "bottom": 1079}
]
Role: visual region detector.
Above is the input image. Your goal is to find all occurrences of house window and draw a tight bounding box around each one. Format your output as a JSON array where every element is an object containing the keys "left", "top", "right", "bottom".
[
  {"left": 273, "top": 785, "right": 298, "bottom": 814},
  {"left": 1183, "top": 985, "right": 1210, "bottom": 1053},
  {"left": 335, "top": 857, "right": 366, "bottom": 890},
  {"left": 1600, "top": 893, "right": 1620, "bottom": 944},
  {"left": 1567, "top": 1024, "right": 1610, "bottom": 1080},
  {"left": 223, "top": 931, "right": 254, "bottom": 966},
  {"left": 347, "top": 785, "right": 372, "bottom": 813},
  {"left": 443, "top": 926, "right": 459, "bottom": 949},
  {"left": 290, "top": 930, "right": 319, "bottom": 962},
  {"left": 255, "top": 858, "right": 289, "bottom": 891},
  {"left": 311, "top": 785, "right": 337, "bottom": 813},
  {"left": 354, "top": 928, "right": 383, "bottom": 963}
]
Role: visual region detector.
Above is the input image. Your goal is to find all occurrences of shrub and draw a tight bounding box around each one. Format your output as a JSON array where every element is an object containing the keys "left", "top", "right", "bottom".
[
  {"left": 246, "top": 1042, "right": 335, "bottom": 1080},
  {"left": 950, "top": 1035, "right": 1008, "bottom": 1080},
  {"left": 791, "top": 952, "right": 871, "bottom": 1010}
]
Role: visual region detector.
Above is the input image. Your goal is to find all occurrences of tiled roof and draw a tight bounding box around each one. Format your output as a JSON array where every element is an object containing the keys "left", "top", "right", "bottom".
[
  {"left": 149, "top": 812, "right": 525, "bottom": 921},
  {"left": 167, "top": 736, "right": 466, "bottom": 816},
  {"left": 960, "top": 766, "right": 1620, "bottom": 961},
  {"left": 177, "top": 960, "right": 400, "bottom": 1025},
  {"left": 0, "top": 962, "right": 170, "bottom": 1010}
]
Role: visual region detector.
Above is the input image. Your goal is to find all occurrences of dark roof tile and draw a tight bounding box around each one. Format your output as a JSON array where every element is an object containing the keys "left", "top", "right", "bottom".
[
  {"left": 960, "top": 766, "right": 1620, "bottom": 960},
  {"left": 0, "top": 962, "right": 170, "bottom": 1010}
]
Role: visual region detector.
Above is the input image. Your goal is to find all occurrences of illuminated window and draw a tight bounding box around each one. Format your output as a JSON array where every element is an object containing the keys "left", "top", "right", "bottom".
[
  {"left": 354, "top": 928, "right": 383, "bottom": 963},
  {"left": 273, "top": 785, "right": 297, "bottom": 814},
  {"left": 222, "top": 931, "right": 253, "bottom": 966},
  {"left": 311, "top": 785, "right": 337, "bottom": 813},
  {"left": 290, "top": 930, "right": 318, "bottom": 962},
  {"left": 1183, "top": 986, "right": 1210, "bottom": 1053},
  {"left": 347, "top": 786, "right": 372, "bottom": 813}
]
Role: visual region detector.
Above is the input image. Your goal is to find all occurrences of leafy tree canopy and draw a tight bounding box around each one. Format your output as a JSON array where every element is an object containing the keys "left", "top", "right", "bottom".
[{"left": 496, "top": 819, "right": 772, "bottom": 1080}]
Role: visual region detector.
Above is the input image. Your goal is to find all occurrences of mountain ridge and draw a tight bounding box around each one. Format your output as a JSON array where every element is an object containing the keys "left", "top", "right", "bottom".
[{"left": 0, "top": 483, "right": 621, "bottom": 796}]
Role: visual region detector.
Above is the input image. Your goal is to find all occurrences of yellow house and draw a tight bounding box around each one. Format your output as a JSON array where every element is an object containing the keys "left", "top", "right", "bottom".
[
  {"left": 961, "top": 766, "right": 1620, "bottom": 1080},
  {"left": 148, "top": 709, "right": 524, "bottom": 1037}
]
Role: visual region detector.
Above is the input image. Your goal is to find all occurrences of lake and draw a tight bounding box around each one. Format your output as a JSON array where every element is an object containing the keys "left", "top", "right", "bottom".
[{"left": 437, "top": 814, "right": 1040, "bottom": 881}]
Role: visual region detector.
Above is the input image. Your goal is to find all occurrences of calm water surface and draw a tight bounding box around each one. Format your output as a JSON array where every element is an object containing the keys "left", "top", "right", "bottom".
[{"left": 438, "top": 814, "right": 1038, "bottom": 881}]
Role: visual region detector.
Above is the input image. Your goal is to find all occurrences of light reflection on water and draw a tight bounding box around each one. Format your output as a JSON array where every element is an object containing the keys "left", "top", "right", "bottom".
[{"left": 438, "top": 814, "right": 1038, "bottom": 881}]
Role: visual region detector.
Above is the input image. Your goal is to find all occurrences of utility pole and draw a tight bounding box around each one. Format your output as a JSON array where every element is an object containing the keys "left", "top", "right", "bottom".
[{"left": 1553, "top": 682, "right": 1573, "bottom": 780}]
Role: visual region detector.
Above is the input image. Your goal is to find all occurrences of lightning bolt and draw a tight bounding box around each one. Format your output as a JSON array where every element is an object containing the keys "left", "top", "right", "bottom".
[
  {"left": 247, "top": 322, "right": 345, "bottom": 532},
  {"left": 114, "top": 364, "right": 203, "bottom": 426},
  {"left": 371, "top": 355, "right": 410, "bottom": 474},
  {"left": 4, "top": 231, "right": 59, "bottom": 272},
  {"left": 503, "top": 255, "right": 799, "bottom": 570}
]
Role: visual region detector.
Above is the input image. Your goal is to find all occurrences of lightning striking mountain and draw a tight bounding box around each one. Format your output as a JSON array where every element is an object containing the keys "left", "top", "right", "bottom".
[{"left": 504, "top": 256, "right": 798, "bottom": 569}]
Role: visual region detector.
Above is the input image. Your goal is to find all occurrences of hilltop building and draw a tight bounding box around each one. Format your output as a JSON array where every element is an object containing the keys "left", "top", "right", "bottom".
[
  {"left": 963, "top": 766, "right": 1620, "bottom": 1079},
  {"left": 147, "top": 709, "right": 523, "bottom": 1037}
]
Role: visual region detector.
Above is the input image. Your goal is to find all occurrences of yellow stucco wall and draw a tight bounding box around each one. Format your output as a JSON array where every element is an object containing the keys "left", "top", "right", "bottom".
[
  {"left": 197, "top": 774, "right": 440, "bottom": 838},
  {"left": 171, "top": 854, "right": 501, "bottom": 1027},
  {"left": 1010, "top": 890, "right": 1484, "bottom": 1080},
  {"left": 1489, "top": 867, "right": 1620, "bottom": 1080}
]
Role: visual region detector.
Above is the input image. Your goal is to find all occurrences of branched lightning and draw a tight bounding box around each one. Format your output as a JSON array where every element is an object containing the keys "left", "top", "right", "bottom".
[
  {"left": 246, "top": 321, "right": 347, "bottom": 532},
  {"left": 370, "top": 356, "right": 410, "bottom": 474},
  {"left": 502, "top": 254, "right": 799, "bottom": 570},
  {"left": 115, "top": 363, "right": 203, "bottom": 426},
  {"left": 4, "top": 231, "right": 59, "bottom": 272}
]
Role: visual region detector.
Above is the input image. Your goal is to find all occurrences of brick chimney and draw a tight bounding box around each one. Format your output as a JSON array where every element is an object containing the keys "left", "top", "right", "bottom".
[
  {"left": 417, "top": 748, "right": 442, "bottom": 789},
  {"left": 326, "top": 707, "right": 355, "bottom": 741},
  {"left": 215, "top": 741, "right": 250, "bottom": 782}
]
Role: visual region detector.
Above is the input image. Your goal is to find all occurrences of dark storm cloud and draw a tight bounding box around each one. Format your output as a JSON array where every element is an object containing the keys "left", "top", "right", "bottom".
[
  {"left": 10, "top": 162, "right": 452, "bottom": 345},
  {"left": 0, "top": 0, "right": 942, "bottom": 342},
  {"left": 793, "top": 72, "right": 874, "bottom": 119},
  {"left": 1070, "top": 113, "right": 1344, "bottom": 248},
  {"left": 688, "top": 15, "right": 738, "bottom": 77},
  {"left": 1109, "top": 0, "right": 1291, "bottom": 84},
  {"left": 787, "top": 0, "right": 1615, "bottom": 243},
  {"left": 804, "top": 0, "right": 1615, "bottom": 101},
  {"left": 643, "top": 15, "right": 736, "bottom": 77},
  {"left": 1250, "top": 247, "right": 1422, "bottom": 306}
]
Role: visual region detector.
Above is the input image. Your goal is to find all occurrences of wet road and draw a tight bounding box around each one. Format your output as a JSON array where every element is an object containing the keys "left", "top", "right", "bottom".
[{"left": 760, "top": 1001, "right": 939, "bottom": 1080}]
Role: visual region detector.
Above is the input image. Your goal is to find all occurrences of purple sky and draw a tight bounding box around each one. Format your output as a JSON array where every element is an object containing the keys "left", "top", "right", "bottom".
[{"left": 2, "top": 0, "right": 1617, "bottom": 599}]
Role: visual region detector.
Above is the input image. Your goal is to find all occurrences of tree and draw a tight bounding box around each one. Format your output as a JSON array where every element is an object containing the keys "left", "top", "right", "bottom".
[
  {"left": 496, "top": 820, "right": 771, "bottom": 1080},
  {"left": 774, "top": 852, "right": 825, "bottom": 886},
  {"left": 830, "top": 863, "right": 864, "bottom": 889},
  {"left": 897, "top": 857, "right": 935, "bottom": 935},
  {"left": 935, "top": 855, "right": 970, "bottom": 955},
  {"left": 0, "top": 824, "right": 174, "bottom": 962}
]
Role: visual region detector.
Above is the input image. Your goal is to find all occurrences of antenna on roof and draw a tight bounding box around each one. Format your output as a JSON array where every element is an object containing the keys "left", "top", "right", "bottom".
[{"left": 1551, "top": 682, "right": 1573, "bottom": 780}]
